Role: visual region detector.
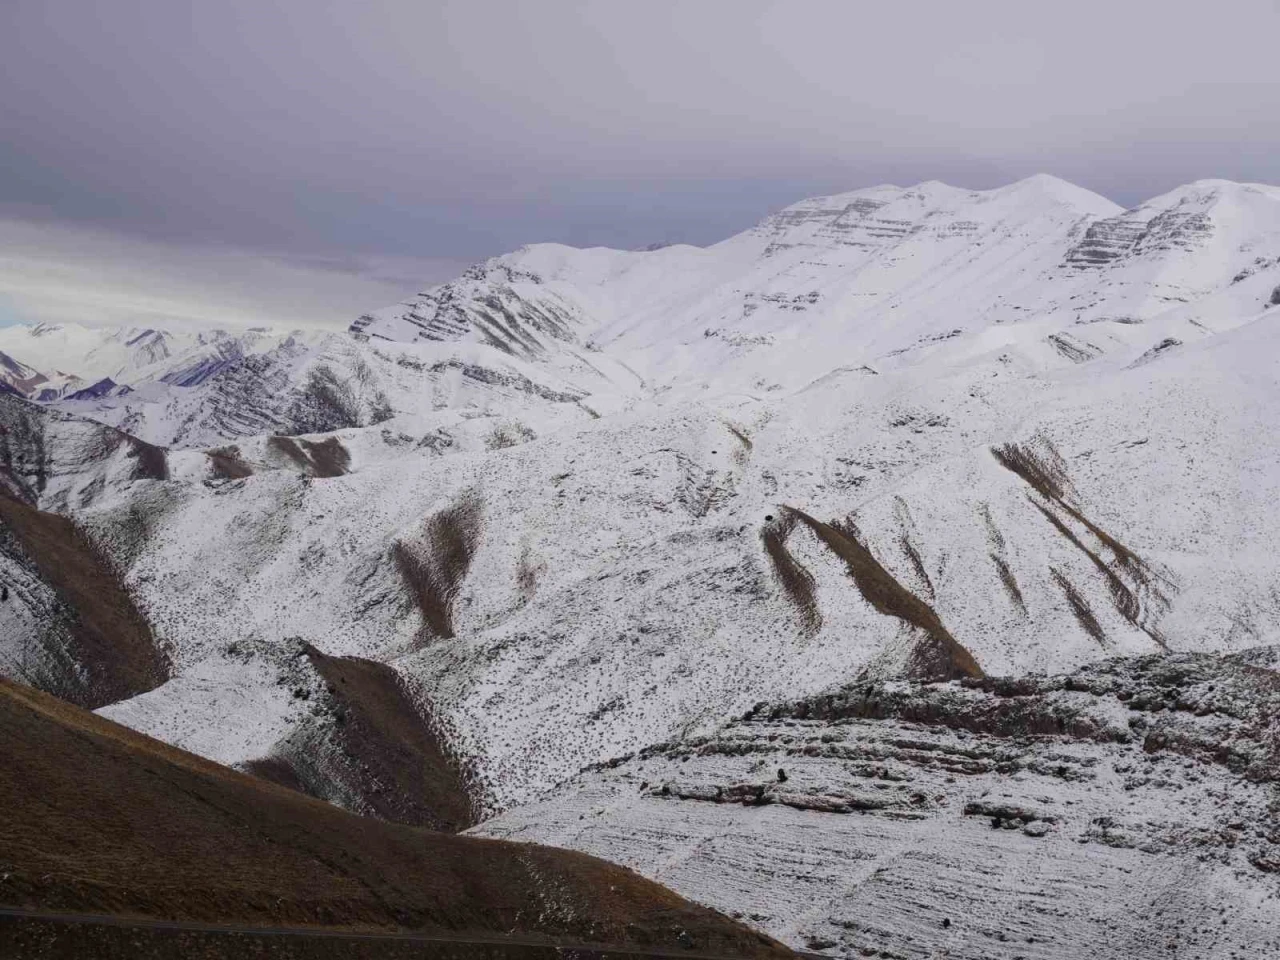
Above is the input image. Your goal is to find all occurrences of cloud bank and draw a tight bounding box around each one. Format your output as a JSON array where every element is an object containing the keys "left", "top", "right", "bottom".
[
  {"left": 0, "top": 219, "right": 466, "bottom": 330},
  {"left": 1, "top": 0, "right": 1277, "bottom": 327}
]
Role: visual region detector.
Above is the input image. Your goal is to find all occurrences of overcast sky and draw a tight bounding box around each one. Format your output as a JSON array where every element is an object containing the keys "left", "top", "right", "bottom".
[{"left": 2, "top": 0, "right": 1278, "bottom": 330}]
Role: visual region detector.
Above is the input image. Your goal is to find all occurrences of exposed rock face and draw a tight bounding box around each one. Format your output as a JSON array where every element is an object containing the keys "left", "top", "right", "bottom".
[
  {"left": 477, "top": 650, "right": 1280, "bottom": 959},
  {"left": 1064, "top": 215, "right": 1151, "bottom": 267},
  {"left": 1066, "top": 208, "right": 1214, "bottom": 267},
  {"left": 0, "top": 393, "right": 167, "bottom": 507},
  {"left": 65, "top": 377, "right": 120, "bottom": 401},
  {"left": 351, "top": 271, "right": 585, "bottom": 359},
  {"left": 0, "top": 351, "right": 48, "bottom": 395},
  {"left": 115, "top": 339, "right": 397, "bottom": 447},
  {"left": 1060, "top": 182, "right": 1254, "bottom": 271}
]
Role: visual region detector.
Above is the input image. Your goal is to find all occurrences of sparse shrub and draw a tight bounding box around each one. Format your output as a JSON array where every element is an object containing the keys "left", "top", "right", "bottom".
[{"left": 484, "top": 421, "right": 536, "bottom": 451}]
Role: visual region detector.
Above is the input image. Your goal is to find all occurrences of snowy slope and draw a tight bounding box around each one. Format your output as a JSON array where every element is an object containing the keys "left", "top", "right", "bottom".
[
  {"left": 52, "top": 178, "right": 1278, "bottom": 791},
  {"left": 476, "top": 649, "right": 1280, "bottom": 959}
]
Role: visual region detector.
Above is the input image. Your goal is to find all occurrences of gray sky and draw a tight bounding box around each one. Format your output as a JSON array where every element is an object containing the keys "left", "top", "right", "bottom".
[{"left": 2, "top": 0, "right": 1278, "bottom": 329}]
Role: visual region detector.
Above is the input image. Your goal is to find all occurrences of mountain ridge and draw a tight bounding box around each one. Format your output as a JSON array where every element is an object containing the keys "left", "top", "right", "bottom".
[{"left": 2, "top": 172, "right": 1279, "bottom": 958}]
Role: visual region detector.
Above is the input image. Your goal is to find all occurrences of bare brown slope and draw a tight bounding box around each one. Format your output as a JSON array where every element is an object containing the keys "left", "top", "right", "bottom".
[
  {"left": 991, "top": 440, "right": 1173, "bottom": 647},
  {"left": 0, "top": 678, "right": 790, "bottom": 958},
  {"left": 394, "top": 492, "right": 483, "bottom": 642},
  {"left": 0, "top": 494, "right": 168, "bottom": 708},
  {"left": 267, "top": 435, "right": 351, "bottom": 478},
  {"left": 206, "top": 444, "right": 254, "bottom": 480},
  {"left": 0, "top": 914, "right": 780, "bottom": 960},
  {"left": 784, "top": 507, "right": 983, "bottom": 681},
  {"left": 760, "top": 513, "right": 821, "bottom": 637},
  {"left": 246, "top": 644, "right": 476, "bottom": 832}
]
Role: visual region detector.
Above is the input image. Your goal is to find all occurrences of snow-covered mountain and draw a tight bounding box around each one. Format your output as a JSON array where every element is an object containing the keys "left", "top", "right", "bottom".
[
  {"left": 3, "top": 174, "right": 1280, "bottom": 958},
  {"left": 0, "top": 350, "right": 48, "bottom": 395},
  {"left": 0, "top": 312, "right": 625, "bottom": 451}
]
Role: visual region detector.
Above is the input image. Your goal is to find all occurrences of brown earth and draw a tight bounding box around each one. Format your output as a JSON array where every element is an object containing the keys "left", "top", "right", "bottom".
[
  {"left": 992, "top": 439, "right": 1158, "bottom": 583},
  {"left": 992, "top": 440, "right": 1172, "bottom": 647},
  {"left": 785, "top": 507, "right": 983, "bottom": 681},
  {"left": 0, "top": 678, "right": 791, "bottom": 958},
  {"left": 206, "top": 445, "right": 255, "bottom": 480},
  {"left": 0, "top": 492, "right": 169, "bottom": 708},
  {"left": 989, "top": 553, "right": 1027, "bottom": 614},
  {"left": 0, "top": 913, "right": 781, "bottom": 960},
  {"left": 759, "top": 513, "right": 821, "bottom": 637},
  {"left": 267, "top": 435, "right": 351, "bottom": 478},
  {"left": 246, "top": 644, "right": 476, "bottom": 831},
  {"left": 129, "top": 435, "right": 169, "bottom": 482},
  {"left": 1052, "top": 566, "right": 1109, "bottom": 647},
  {"left": 990, "top": 439, "right": 1071, "bottom": 502},
  {"left": 394, "top": 492, "right": 483, "bottom": 641}
]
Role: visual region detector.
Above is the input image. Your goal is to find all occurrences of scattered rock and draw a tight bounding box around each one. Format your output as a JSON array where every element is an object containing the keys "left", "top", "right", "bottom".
[{"left": 1250, "top": 848, "right": 1280, "bottom": 872}]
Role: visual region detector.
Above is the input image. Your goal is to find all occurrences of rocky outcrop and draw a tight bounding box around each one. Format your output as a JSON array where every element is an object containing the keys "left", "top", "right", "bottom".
[
  {"left": 1064, "top": 215, "right": 1150, "bottom": 267},
  {"left": 477, "top": 649, "right": 1280, "bottom": 959},
  {"left": 1065, "top": 204, "right": 1215, "bottom": 268},
  {"left": 351, "top": 270, "right": 588, "bottom": 360},
  {"left": 0, "top": 393, "right": 167, "bottom": 506},
  {"left": 0, "top": 351, "right": 47, "bottom": 396}
]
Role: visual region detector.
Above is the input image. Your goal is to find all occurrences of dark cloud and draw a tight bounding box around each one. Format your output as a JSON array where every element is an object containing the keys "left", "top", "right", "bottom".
[{"left": 1, "top": 0, "right": 1277, "bottom": 325}]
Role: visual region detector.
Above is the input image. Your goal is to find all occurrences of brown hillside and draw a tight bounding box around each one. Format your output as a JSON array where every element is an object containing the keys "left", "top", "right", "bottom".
[
  {"left": 244, "top": 644, "right": 477, "bottom": 832},
  {"left": 0, "top": 678, "right": 789, "bottom": 958},
  {"left": 0, "top": 493, "right": 168, "bottom": 708}
]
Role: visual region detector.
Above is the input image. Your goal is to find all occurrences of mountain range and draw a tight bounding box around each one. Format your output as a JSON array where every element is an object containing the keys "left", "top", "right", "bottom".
[{"left": 2, "top": 174, "right": 1280, "bottom": 959}]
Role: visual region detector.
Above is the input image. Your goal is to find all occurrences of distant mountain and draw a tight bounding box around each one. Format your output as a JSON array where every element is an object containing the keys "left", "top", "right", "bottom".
[
  {"left": 0, "top": 350, "right": 47, "bottom": 395},
  {"left": 63, "top": 376, "right": 122, "bottom": 401},
  {"left": 3, "top": 175, "right": 1280, "bottom": 958}
]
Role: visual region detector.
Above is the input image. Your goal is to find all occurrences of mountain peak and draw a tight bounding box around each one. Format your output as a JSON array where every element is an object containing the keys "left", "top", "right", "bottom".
[{"left": 993, "top": 173, "right": 1120, "bottom": 212}]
